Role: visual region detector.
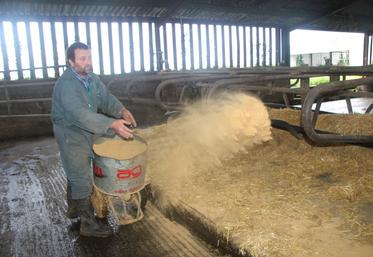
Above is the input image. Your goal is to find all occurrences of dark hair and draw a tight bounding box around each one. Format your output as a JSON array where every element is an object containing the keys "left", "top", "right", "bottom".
[{"left": 66, "top": 42, "right": 90, "bottom": 65}]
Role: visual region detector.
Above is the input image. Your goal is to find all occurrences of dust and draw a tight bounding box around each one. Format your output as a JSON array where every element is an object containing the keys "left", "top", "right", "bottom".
[
  {"left": 138, "top": 92, "right": 271, "bottom": 204},
  {"left": 140, "top": 106, "right": 373, "bottom": 257}
]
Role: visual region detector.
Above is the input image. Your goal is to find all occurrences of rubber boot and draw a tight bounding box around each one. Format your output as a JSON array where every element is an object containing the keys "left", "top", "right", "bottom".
[
  {"left": 66, "top": 184, "right": 79, "bottom": 219},
  {"left": 75, "top": 197, "right": 113, "bottom": 238}
]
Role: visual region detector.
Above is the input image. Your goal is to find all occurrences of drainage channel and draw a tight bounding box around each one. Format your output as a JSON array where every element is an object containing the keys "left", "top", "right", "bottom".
[{"left": 0, "top": 137, "right": 229, "bottom": 257}]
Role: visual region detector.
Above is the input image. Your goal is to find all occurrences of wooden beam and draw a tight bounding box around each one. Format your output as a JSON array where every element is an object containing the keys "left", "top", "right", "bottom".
[
  {"left": 50, "top": 20, "right": 60, "bottom": 77},
  {"left": 162, "top": 22, "right": 169, "bottom": 70},
  {"left": 139, "top": 21, "right": 145, "bottom": 71},
  {"left": 97, "top": 22, "right": 104, "bottom": 74},
  {"left": 281, "top": 27, "right": 290, "bottom": 66},
  {"left": 0, "top": 21, "right": 10, "bottom": 80},
  {"left": 249, "top": 26, "right": 253, "bottom": 67},
  {"left": 38, "top": 21, "right": 48, "bottom": 78},
  {"left": 189, "top": 23, "right": 194, "bottom": 70},
  {"left": 172, "top": 22, "right": 177, "bottom": 70},
  {"left": 25, "top": 21, "right": 36, "bottom": 79},
  {"left": 128, "top": 20, "right": 135, "bottom": 72},
  {"left": 206, "top": 25, "right": 210, "bottom": 69},
  {"left": 198, "top": 24, "right": 202, "bottom": 69},
  {"left": 363, "top": 32, "right": 369, "bottom": 66},
  {"left": 275, "top": 28, "right": 281, "bottom": 66},
  {"left": 213, "top": 24, "right": 218, "bottom": 68},
  {"left": 12, "top": 22, "right": 23, "bottom": 79},
  {"left": 149, "top": 22, "right": 154, "bottom": 71},
  {"left": 180, "top": 22, "right": 186, "bottom": 70},
  {"left": 118, "top": 21, "right": 125, "bottom": 73},
  {"left": 243, "top": 26, "right": 247, "bottom": 67},
  {"left": 155, "top": 22, "right": 162, "bottom": 71},
  {"left": 108, "top": 19, "right": 115, "bottom": 74}
]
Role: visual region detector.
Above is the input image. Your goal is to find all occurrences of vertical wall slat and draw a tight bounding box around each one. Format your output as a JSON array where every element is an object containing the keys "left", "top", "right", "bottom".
[
  {"left": 162, "top": 23, "right": 169, "bottom": 70},
  {"left": 38, "top": 21, "right": 48, "bottom": 78},
  {"left": 269, "top": 28, "right": 273, "bottom": 66},
  {"left": 118, "top": 22, "right": 125, "bottom": 73},
  {"left": 243, "top": 26, "right": 247, "bottom": 67},
  {"left": 0, "top": 21, "right": 10, "bottom": 80},
  {"left": 155, "top": 22, "right": 162, "bottom": 71},
  {"left": 139, "top": 21, "right": 145, "bottom": 72},
  {"left": 149, "top": 22, "right": 154, "bottom": 71},
  {"left": 263, "top": 27, "right": 266, "bottom": 66},
  {"left": 189, "top": 23, "right": 194, "bottom": 70},
  {"left": 12, "top": 21, "right": 23, "bottom": 79},
  {"left": 25, "top": 21, "right": 35, "bottom": 79},
  {"left": 172, "top": 22, "right": 177, "bottom": 70},
  {"left": 62, "top": 20, "right": 68, "bottom": 51},
  {"left": 129, "top": 20, "right": 135, "bottom": 72},
  {"left": 97, "top": 22, "right": 104, "bottom": 74},
  {"left": 85, "top": 22, "right": 91, "bottom": 47},
  {"left": 281, "top": 27, "right": 290, "bottom": 66},
  {"left": 222, "top": 25, "right": 226, "bottom": 68},
  {"left": 249, "top": 26, "right": 254, "bottom": 67},
  {"left": 214, "top": 24, "right": 218, "bottom": 68},
  {"left": 256, "top": 26, "right": 260, "bottom": 66},
  {"left": 74, "top": 20, "right": 79, "bottom": 42},
  {"left": 0, "top": 19, "right": 281, "bottom": 80},
  {"left": 108, "top": 20, "right": 114, "bottom": 74},
  {"left": 363, "top": 32, "right": 369, "bottom": 66},
  {"left": 180, "top": 22, "right": 186, "bottom": 70},
  {"left": 275, "top": 28, "right": 281, "bottom": 66},
  {"left": 229, "top": 25, "right": 233, "bottom": 68},
  {"left": 368, "top": 34, "right": 373, "bottom": 64},
  {"left": 236, "top": 26, "right": 240, "bottom": 68},
  {"left": 198, "top": 24, "right": 202, "bottom": 69},
  {"left": 206, "top": 25, "right": 211, "bottom": 69},
  {"left": 50, "top": 20, "right": 60, "bottom": 77}
]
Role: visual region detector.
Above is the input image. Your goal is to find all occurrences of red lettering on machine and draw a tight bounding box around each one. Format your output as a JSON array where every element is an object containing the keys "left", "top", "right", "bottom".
[{"left": 116, "top": 165, "right": 143, "bottom": 180}]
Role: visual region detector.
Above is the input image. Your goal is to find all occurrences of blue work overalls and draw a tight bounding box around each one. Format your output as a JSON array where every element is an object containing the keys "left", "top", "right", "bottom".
[{"left": 51, "top": 68, "right": 124, "bottom": 199}]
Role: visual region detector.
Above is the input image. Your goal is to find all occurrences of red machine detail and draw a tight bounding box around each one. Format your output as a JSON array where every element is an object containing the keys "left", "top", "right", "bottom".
[
  {"left": 117, "top": 165, "right": 143, "bottom": 180},
  {"left": 93, "top": 164, "right": 104, "bottom": 177}
]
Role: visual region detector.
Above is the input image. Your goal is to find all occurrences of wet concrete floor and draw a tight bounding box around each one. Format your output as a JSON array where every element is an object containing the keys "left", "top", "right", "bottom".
[{"left": 0, "top": 137, "right": 228, "bottom": 257}]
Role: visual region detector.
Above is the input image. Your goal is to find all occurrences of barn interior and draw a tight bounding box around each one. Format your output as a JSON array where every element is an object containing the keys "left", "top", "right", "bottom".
[{"left": 0, "top": 1, "right": 373, "bottom": 257}]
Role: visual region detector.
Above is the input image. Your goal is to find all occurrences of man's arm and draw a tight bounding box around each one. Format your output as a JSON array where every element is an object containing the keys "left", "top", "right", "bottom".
[
  {"left": 96, "top": 78, "right": 137, "bottom": 127},
  {"left": 96, "top": 79, "right": 124, "bottom": 118}
]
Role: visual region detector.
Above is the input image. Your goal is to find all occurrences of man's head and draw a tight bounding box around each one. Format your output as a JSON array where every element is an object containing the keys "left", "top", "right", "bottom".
[{"left": 66, "top": 42, "right": 93, "bottom": 75}]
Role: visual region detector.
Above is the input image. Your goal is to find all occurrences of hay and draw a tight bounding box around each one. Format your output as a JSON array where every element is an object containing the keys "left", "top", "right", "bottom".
[
  {"left": 269, "top": 108, "right": 373, "bottom": 135},
  {"left": 140, "top": 105, "right": 373, "bottom": 257}
]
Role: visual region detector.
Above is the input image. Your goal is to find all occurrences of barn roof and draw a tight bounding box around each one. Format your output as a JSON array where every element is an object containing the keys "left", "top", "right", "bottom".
[{"left": 0, "top": 0, "right": 372, "bottom": 32}]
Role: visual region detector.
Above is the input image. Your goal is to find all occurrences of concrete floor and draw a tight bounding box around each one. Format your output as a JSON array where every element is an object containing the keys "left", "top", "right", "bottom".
[{"left": 0, "top": 137, "right": 229, "bottom": 257}]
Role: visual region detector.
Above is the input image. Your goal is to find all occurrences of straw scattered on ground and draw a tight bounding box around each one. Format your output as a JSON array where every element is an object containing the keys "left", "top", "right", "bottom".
[{"left": 138, "top": 97, "right": 373, "bottom": 257}]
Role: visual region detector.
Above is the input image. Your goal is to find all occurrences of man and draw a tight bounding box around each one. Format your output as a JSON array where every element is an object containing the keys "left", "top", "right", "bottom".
[{"left": 51, "top": 42, "right": 136, "bottom": 237}]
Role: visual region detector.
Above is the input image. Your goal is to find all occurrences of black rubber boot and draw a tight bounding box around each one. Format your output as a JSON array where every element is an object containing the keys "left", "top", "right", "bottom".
[
  {"left": 75, "top": 197, "right": 113, "bottom": 238},
  {"left": 66, "top": 184, "right": 79, "bottom": 219}
]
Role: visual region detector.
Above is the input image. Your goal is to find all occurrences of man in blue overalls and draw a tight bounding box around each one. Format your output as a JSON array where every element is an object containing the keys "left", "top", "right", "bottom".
[{"left": 51, "top": 42, "right": 137, "bottom": 237}]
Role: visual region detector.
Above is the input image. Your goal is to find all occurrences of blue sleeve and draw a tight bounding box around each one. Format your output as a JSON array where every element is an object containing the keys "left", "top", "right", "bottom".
[
  {"left": 58, "top": 79, "right": 115, "bottom": 136},
  {"left": 94, "top": 75, "right": 124, "bottom": 118}
]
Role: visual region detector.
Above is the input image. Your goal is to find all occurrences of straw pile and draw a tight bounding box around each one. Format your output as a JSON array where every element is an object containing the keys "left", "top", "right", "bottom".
[{"left": 140, "top": 101, "right": 373, "bottom": 257}]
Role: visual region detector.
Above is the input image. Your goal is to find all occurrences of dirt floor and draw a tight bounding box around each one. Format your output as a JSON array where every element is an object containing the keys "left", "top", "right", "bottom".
[
  {"left": 1, "top": 93, "right": 372, "bottom": 257},
  {"left": 138, "top": 93, "right": 373, "bottom": 257}
]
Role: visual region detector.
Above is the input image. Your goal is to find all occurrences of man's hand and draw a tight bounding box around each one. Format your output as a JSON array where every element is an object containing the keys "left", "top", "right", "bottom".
[
  {"left": 121, "top": 108, "right": 137, "bottom": 128},
  {"left": 110, "top": 119, "right": 134, "bottom": 139}
]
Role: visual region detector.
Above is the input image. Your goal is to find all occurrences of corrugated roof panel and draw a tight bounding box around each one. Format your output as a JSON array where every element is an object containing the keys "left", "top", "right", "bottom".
[{"left": 0, "top": 1, "right": 372, "bottom": 32}]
